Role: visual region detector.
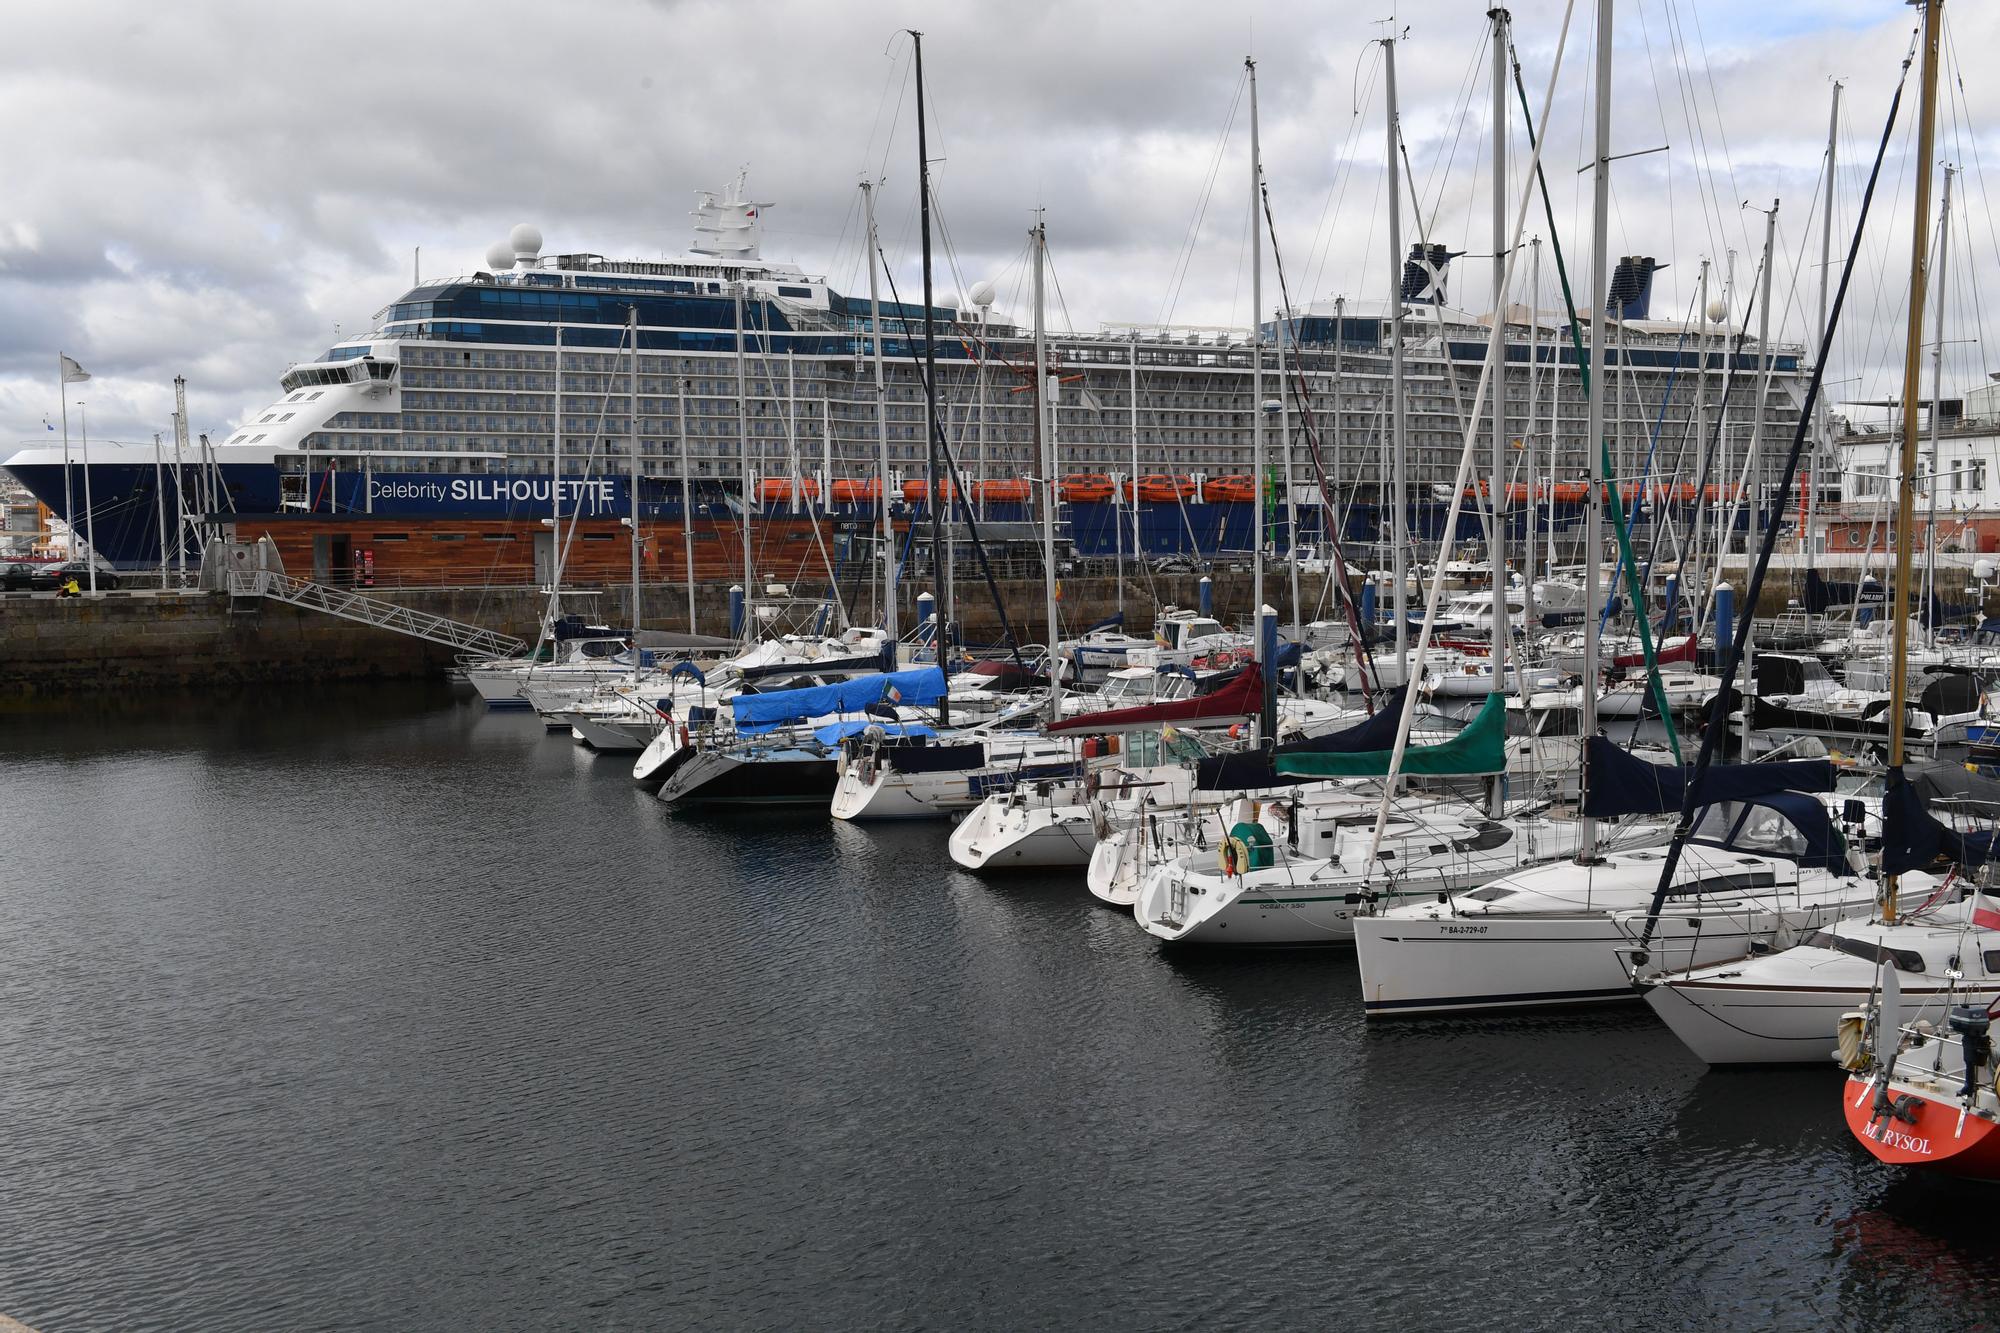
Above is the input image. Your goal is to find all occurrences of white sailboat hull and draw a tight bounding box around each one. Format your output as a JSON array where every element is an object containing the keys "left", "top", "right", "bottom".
[
  {"left": 1352, "top": 889, "right": 1875, "bottom": 1017},
  {"left": 948, "top": 794, "right": 1097, "bottom": 871}
]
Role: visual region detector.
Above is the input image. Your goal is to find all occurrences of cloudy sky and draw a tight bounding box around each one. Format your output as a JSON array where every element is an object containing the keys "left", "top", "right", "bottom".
[{"left": 2, "top": 0, "right": 1994, "bottom": 452}]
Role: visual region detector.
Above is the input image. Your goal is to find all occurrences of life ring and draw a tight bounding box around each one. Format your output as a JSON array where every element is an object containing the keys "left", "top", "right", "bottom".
[{"left": 1219, "top": 835, "right": 1250, "bottom": 876}]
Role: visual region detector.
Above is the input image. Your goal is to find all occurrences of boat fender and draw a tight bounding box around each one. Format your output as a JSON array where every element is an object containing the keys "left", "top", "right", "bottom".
[
  {"left": 678, "top": 723, "right": 691, "bottom": 749},
  {"left": 1836, "top": 1012, "right": 1868, "bottom": 1071}
]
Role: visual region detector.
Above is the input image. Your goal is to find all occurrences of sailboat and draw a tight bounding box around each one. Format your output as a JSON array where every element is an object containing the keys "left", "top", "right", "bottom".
[
  {"left": 1835, "top": 0, "right": 2000, "bottom": 1180},
  {"left": 655, "top": 665, "right": 949, "bottom": 807},
  {"left": 1348, "top": 0, "right": 1889, "bottom": 1015}
]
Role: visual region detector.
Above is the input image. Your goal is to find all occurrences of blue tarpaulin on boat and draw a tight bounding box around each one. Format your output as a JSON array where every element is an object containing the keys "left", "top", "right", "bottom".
[
  {"left": 1580, "top": 735, "right": 1834, "bottom": 817},
  {"left": 812, "top": 720, "right": 938, "bottom": 745},
  {"left": 731, "top": 667, "right": 947, "bottom": 732}
]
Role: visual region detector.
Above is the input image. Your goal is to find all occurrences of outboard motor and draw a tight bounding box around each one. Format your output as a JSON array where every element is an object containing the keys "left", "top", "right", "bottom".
[{"left": 1950, "top": 1005, "right": 1992, "bottom": 1101}]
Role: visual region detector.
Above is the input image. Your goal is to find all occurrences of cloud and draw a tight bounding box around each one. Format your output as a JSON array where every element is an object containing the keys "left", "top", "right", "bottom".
[{"left": 0, "top": 0, "right": 1990, "bottom": 451}]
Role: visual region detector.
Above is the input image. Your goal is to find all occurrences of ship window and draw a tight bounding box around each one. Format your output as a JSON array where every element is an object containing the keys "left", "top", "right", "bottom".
[
  {"left": 371, "top": 532, "right": 409, "bottom": 542},
  {"left": 432, "top": 534, "right": 467, "bottom": 542}
]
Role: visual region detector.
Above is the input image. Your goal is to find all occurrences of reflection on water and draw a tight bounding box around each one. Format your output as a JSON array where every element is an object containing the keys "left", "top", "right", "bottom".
[{"left": 0, "top": 683, "right": 1989, "bottom": 1330}]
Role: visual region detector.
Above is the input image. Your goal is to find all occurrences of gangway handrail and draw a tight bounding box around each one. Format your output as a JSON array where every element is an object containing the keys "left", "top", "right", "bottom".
[{"left": 227, "top": 568, "right": 528, "bottom": 659}]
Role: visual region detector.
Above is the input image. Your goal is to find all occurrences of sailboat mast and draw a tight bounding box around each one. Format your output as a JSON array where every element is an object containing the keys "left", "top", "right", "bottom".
[
  {"left": 734, "top": 282, "right": 753, "bottom": 606},
  {"left": 676, "top": 372, "right": 695, "bottom": 632},
  {"left": 1807, "top": 81, "right": 1842, "bottom": 623},
  {"left": 1749, "top": 199, "right": 1779, "bottom": 609},
  {"left": 1490, "top": 6, "right": 1511, "bottom": 719},
  {"left": 1248, "top": 55, "right": 1269, "bottom": 733},
  {"left": 1034, "top": 220, "right": 1061, "bottom": 716},
  {"left": 1385, "top": 34, "right": 1409, "bottom": 675},
  {"left": 862, "top": 180, "right": 897, "bottom": 645},
  {"left": 1579, "top": 0, "right": 1613, "bottom": 861},
  {"left": 1523, "top": 239, "right": 1539, "bottom": 642},
  {"left": 1886, "top": 0, "right": 1945, "bottom": 922},
  {"left": 628, "top": 304, "right": 642, "bottom": 665},
  {"left": 1925, "top": 164, "right": 1954, "bottom": 648},
  {"left": 910, "top": 30, "right": 944, "bottom": 645}
]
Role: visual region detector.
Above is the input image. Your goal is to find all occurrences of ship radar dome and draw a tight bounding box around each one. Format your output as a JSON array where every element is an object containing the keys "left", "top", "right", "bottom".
[
  {"left": 509, "top": 223, "right": 544, "bottom": 259},
  {"left": 1706, "top": 298, "right": 1727, "bottom": 323},
  {"left": 485, "top": 241, "right": 517, "bottom": 271},
  {"left": 969, "top": 280, "right": 996, "bottom": 309}
]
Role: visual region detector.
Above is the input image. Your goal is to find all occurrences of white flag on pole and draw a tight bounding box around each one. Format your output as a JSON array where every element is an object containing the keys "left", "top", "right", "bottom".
[
  {"left": 59, "top": 354, "right": 91, "bottom": 384},
  {"left": 1077, "top": 385, "right": 1105, "bottom": 414}
]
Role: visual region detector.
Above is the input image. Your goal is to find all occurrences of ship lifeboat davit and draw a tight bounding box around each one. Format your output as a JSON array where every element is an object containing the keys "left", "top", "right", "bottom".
[
  {"left": 1131, "top": 474, "right": 1197, "bottom": 504},
  {"left": 1201, "top": 474, "right": 1258, "bottom": 504},
  {"left": 1059, "top": 473, "right": 1115, "bottom": 503},
  {"left": 973, "top": 479, "right": 1033, "bottom": 504},
  {"left": 759, "top": 478, "right": 821, "bottom": 503}
]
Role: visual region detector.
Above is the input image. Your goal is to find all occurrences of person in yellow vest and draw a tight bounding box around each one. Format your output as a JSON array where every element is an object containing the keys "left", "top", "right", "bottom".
[{"left": 56, "top": 577, "right": 80, "bottom": 597}]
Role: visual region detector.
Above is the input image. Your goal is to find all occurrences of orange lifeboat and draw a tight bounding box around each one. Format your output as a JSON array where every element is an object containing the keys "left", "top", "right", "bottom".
[
  {"left": 973, "top": 479, "right": 1033, "bottom": 504},
  {"left": 1702, "top": 483, "right": 1742, "bottom": 503},
  {"left": 900, "top": 479, "right": 960, "bottom": 504},
  {"left": 1133, "top": 474, "right": 1197, "bottom": 503},
  {"left": 828, "top": 478, "right": 881, "bottom": 505},
  {"left": 1550, "top": 482, "right": 1589, "bottom": 504},
  {"left": 1201, "top": 474, "right": 1258, "bottom": 504},
  {"left": 1059, "top": 473, "right": 1116, "bottom": 503},
  {"left": 758, "top": 478, "right": 821, "bottom": 503}
]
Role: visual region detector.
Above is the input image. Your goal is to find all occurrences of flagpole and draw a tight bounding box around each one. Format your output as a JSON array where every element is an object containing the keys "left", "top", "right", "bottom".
[
  {"left": 79, "top": 398, "right": 97, "bottom": 594},
  {"left": 57, "top": 356, "right": 73, "bottom": 564}
]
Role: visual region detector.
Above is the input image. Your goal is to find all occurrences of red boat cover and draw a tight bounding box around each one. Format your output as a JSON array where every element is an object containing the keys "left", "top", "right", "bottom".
[
  {"left": 1613, "top": 634, "right": 1696, "bottom": 669},
  {"left": 1047, "top": 668, "right": 1262, "bottom": 736}
]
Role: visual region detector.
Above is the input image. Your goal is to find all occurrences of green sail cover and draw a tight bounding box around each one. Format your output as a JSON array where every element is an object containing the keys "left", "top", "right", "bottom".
[{"left": 1273, "top": 691, "right": 1507, "bottom": 779}]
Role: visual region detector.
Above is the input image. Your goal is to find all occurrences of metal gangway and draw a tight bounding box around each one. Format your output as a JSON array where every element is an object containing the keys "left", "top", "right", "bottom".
[{"left": 216, "top": 540, "right": 526, "bottom": 659}]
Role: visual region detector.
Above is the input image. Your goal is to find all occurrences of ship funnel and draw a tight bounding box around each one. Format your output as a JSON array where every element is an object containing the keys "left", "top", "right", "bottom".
[
  {"left": 1606, "top": 255, "right": 1663, "bottom": 320},
  {"left": 1399, "top": 244, "right": 1460, "bottom": 305}
]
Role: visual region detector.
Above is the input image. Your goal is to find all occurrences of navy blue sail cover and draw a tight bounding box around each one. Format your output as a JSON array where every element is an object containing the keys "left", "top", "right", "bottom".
[
  {"left": 1883, "top": 765, "right": 2000, "bottom": 875},
  {"left": 732, "top": 667, "right": 948, "bottom": 733},
  {"left": 1581, "top": 734, "right": 1835, "bottom": 817}
]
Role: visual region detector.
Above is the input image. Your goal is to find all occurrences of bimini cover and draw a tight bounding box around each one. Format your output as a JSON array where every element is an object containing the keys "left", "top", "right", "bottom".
[
  {"left": 1580, "top": 735, "right": 1834, "bottom": 817},
  {"left": 732, "top": 667, "right": 947, "bottom": 733},
  {"left": 1273, "top": 690, "right": 1506, "bottom": 779},
  {"left": 1693, "top": 791, "right": 1849, "bottom": 875},
  {"left": 1884, "top": 764, "right": 2000, "bottom": 875},
  {"left": 1195, "top": 699, "right": 1405, "bottom": 791}
]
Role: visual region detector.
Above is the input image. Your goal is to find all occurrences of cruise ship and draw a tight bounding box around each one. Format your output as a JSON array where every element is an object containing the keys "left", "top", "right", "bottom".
[{"left": 3, "top": 175, "right": 1814, "bottom": 576}]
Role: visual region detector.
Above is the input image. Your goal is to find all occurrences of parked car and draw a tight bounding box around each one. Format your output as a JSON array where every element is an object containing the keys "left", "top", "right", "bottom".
[
  {"left": 52, "top": 561, "right": 119, "bottom": 590},
  {"left": 0, "top": 562, "right": 61, "bottom": 591}
]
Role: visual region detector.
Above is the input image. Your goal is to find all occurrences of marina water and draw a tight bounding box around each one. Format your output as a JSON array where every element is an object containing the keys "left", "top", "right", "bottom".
[{"left": 2, "top": 685, "right": 1995, "bottom": 1330}]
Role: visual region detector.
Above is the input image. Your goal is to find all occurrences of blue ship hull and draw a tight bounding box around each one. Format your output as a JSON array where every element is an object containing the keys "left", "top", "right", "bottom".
[{"left": 9, "top": 456, "right": 1623, "bottom": 570}]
